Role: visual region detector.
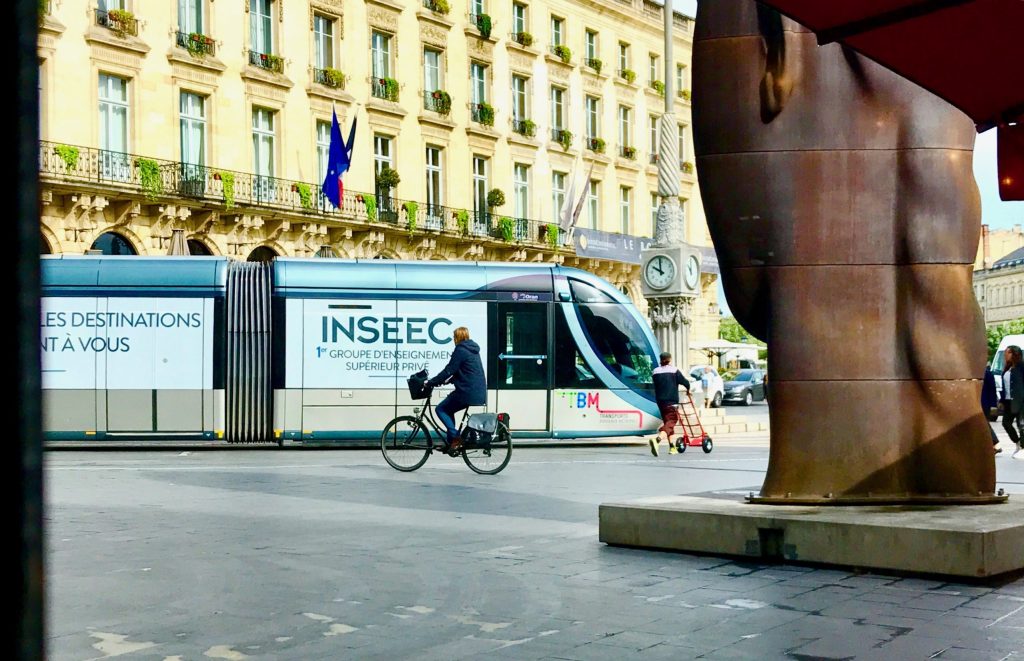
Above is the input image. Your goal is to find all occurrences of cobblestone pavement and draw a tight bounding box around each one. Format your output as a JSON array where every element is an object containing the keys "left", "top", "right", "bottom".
[{"left": 46, "top": 444, "right": 1024, "bottom": 660}]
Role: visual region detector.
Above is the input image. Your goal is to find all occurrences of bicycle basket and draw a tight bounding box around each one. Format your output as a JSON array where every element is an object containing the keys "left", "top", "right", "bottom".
[{"left": 407, "top": 369, "right": 431, "bottom": 400}]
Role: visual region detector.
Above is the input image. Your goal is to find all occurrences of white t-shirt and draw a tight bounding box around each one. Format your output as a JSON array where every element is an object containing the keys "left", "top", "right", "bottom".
[{"left": 1004, "top": 369, "right": 1013, "bottom": 400}]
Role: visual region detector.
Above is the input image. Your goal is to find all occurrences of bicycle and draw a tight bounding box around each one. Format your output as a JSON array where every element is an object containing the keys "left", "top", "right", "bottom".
[{"left": 380, "top": 386, "right": 513, "bottom": 475}]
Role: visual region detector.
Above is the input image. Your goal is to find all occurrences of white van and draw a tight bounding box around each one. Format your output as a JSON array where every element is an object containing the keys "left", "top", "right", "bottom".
[{"left": 990, "top": 334, "right": 1024, "bottom": 399}]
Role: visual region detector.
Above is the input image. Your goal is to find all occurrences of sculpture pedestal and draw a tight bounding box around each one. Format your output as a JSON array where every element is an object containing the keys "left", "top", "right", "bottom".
[{"left": 599, "top": 494, "right": 1024, "bottom": 578}]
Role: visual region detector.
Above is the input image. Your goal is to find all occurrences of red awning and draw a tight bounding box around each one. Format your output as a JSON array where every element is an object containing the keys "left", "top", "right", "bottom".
[{"left": 756, "top": 0, "right": 1024, "bottom": 200}]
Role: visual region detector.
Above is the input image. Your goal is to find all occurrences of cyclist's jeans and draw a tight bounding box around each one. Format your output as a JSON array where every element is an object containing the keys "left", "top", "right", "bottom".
[{"left": 436, "top": 393, "right": 469, "bottom": 442}]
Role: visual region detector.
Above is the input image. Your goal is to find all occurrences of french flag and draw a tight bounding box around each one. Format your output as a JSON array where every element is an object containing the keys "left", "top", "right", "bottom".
[{"left": 322, "top": 107, "right": 356, "bottom": 209}]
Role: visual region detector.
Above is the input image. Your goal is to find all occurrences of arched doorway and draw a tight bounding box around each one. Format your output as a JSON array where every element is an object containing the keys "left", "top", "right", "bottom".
[
  {"left": 89, "top": 232, "right": 137, "bottom": 255},
  {"left": 247, "top": 246, "right": 278, "bottom": 262},
  {"left": 187, "top": 239, "right": 212, "bottom": 256},
  {"left": 40, "top": 233, "right": 51, "bottom": 255}
]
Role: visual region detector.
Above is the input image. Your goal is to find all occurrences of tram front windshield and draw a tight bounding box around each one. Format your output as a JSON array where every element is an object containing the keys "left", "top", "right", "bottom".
[{"left": 571, "top": 281, "right": 657, "bottom": 398}]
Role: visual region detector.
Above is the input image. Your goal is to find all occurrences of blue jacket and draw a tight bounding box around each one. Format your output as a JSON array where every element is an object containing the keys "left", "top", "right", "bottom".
[
  {"left": 429, "top": 339, "right": 487, "bottom": 406},
  {"left": 982, "top": 367, "right": 998, "bottom": 411}
]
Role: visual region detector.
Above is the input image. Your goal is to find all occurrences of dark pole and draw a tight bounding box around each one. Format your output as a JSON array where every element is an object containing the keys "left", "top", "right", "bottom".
[{"left": 14, "top": 0, "right": 44, "bottom": 658}]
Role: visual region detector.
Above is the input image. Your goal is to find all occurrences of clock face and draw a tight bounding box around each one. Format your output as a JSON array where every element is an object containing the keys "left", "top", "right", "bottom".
[
  {"left": 644, "top": 255, "right": 676, "bottom": 290},
  {"left": 684, "top": 254, "right": 700, "bottom": 289}
]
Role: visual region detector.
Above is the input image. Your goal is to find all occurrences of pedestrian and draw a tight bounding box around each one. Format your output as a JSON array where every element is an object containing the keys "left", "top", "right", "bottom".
[
  {"left": 426, "top": 326, "right": 486, "bottom": 454},
  {"left": 649, "top": 352, "right": 690, "bottom": 457},
  {"left": 701, "top": 366, "right": 713, "bottom": 409},
  {"left": 999, "top": 345, "right": 1024, "bottom": 459},
  {"left": 982, "top": 363, "right": 1000, "bottom": 453}
]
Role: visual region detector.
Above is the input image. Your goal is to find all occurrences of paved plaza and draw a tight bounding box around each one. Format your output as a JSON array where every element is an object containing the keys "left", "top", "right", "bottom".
[{"left": 47, "top": 427, "right": 1024, "bottom": 660}]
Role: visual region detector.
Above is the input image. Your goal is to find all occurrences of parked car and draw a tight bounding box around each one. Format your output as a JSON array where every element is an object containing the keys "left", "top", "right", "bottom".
[
  {"left": 721, "top": 369, "right": 766, "bottom": 406},
  {"left": 689, "top": 365, "right": 725, "bottom": 408}
]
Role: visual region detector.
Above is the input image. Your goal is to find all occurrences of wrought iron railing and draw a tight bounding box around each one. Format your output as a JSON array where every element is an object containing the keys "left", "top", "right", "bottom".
[
  {"left": 95, "top": 8, "right": 138, "bottom": 37},
  {"left": 512, "top": 119, "right": 535, "bottom": 137},
  {"left": 313, "top": 68, "right": 345, "bottom": 88},
  {"left": 370, "top": 77, "right": 399, "bottom": 101},
  {"left": 249, "top": 50, "right": 284, "bottom": 73},
  {"left": 39, "top": 141, "right": 585, "bottom": 250},
  {"left": 422, "top": 0, "right": 448, "bottom": 13},
  {"left": 423, "top": 91, "right": 451, "bottom": 115},
  {"left": 175, "top": 31, "right": 216, "bottom": 56}
]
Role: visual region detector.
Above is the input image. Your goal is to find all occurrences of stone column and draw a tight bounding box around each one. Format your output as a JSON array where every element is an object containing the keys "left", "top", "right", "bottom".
[{"left": 649, "top": 297, "right": 693, "bottom": 368}]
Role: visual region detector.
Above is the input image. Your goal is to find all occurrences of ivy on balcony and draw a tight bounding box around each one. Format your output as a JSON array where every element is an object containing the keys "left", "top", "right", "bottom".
[
  {"left": 651, "top": 80, "right": 665, "bottom": 97},
  {"left": 552, "top": 44, "right": 572, "bottom": 64},
  {"left": 619, "top": 68, "right": 636, "bottom": 84},
  {"left": 473, "top": 102, "right": 495, "bottom": 127},
  {"left": 511, "top": 31, "right": 533, "bottom": 46}
]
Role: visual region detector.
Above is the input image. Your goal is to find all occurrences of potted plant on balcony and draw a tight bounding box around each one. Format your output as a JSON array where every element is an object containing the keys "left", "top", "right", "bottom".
[
  {"left": 454, "top": 209, "right": 470, "bottom": 235},
  {"left": 679, "top": 88, "right": 691, "bottom": 101},
  {"left": 106, "top": 8, "right": 135, "bottom": 36},
  {"left": 587, "top": 57, "right": 603, "bottom": 74},
  {"left": 651, "top": 80, "right": 665, "bottom": 96},
  {"left": 403, "top": 201, "right": 418, "bottom": 235},
  {"left": 486, "top": 188, "right": 506, "bottom": 211},
  {"left": 213, "top": 171, "right": 235, "bottom": 209},
  {"left": 514, "top": 31, "right": 533, "bottom": 46},
  {"left": 681, "top": 161, "right": 695, "bottom": 174},
  {"left": 429, "top": 0, "right": 450, "bottom": 14},
  {"left": 379, "top": 77, "right": 400, "bottom": 101},
  {"left": 475, "top": 13, "right": 492, "bottom": 39},
  {"left": 135, "top": 158, "right": 163, "bottom": 201},
  {"left": 475, "top": 102, "right": 495, "bottom": 127},
  {"left": 186, "top": 32, "right": 214, "bottom": 58},
  {"left": 588, "top": 137, "right": 606, "bottom": 154},
  {"left": 292, "top": 182, "right": 314, "bottom": 210},
  {"left": 377, "top": 166, "right": 401, "bottom": 191},
  {"left": 545, "top": 223, "right": 561, "bottom": 251},
  {"left": 320, "top": 67, "right": 346, "bottom": 88},
  {"left": 497, "top": 216, "right": 516, "bottom": 242},
  {"left": 431, "top": 89, "right": 452, "bottom": 115},
  {"left": 557, "top": 129, "right": 573, "bottom": 151},
  {"left": 621, "top": 68, "right": 636, "bottom": 84},
  {"left": 552, "top": 44, "right": 572, "bottom": 64},
  {"left": 357, "top": 193, "right": 378, "bottom": 221},
  {"left": 53, "top": 144, "right": 80, "bottom": 171}
]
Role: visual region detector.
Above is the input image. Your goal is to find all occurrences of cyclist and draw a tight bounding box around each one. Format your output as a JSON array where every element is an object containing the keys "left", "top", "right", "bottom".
[{"left": 427, "top": 326, "right": 486, "bottom": 453}]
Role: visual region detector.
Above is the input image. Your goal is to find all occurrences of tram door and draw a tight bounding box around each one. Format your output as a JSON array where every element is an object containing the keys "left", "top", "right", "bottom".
[{"left": 494, "top": 303, "right": 550, "bottom": 431}]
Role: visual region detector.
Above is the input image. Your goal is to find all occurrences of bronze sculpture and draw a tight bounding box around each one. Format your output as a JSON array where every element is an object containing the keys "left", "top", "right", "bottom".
[{"left": 692, "top": 0, "right": 1002, "bottom": 503}]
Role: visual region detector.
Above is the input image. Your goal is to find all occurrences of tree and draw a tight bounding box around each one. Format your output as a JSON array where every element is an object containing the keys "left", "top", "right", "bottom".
[
  {"left": 987, "top": 319, "right": 1024, "bottom": 360},
  {"left": 719, "top": 316, "right": 752, "bottom": 343}
]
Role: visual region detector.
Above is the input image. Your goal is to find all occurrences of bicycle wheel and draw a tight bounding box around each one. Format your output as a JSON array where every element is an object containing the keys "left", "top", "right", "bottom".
[
  {"left": 381, "top": 416, "right": 432, "bottom": 472},
  {"left": 462, "top": 424, "right": 513, "bottom": 475}
]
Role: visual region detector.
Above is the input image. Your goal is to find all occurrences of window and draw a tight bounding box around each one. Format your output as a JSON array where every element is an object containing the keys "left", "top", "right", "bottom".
[
  {"left": 179, "top": 92, "right": 206, "bottom": 181},
  {"left": 425, "top": 146, "right": 444, "bottom": 225},
  {"left": 585, "top": 29, "right": 598, "bottom": 60},
  {"left": 371, "top": 31, "right": 391, "bottom": 78},
  {"left": 313, "top": 14, "right": 335, "bottom": 69},
  {"left": 514, "top": 163, "right": 530, "bottom": 220},
  {"left": 585, "top": 96, "right": 599, "bottom": 139},
  {"left": 374, "top": 134, "right": 393, "bottom": 175},
  {"left": 678, "top": 124, "right": 687, "bottom": 163},
  {"left": 424, "top": 48, "right": 442, "bottom": 92},
  {"left": 649, "top": 54, "right": 659, "bottom": 84},
  {"left": 650, "top": 192, "right": 659, "bottom": 236},
  {"left": 513, "top": 2, "right": 527, "bottom": 34},
  {"left": 619, "top": 186, "right": 630, "bottom": 233},
  {"left": 551, "top": 86, "right": 565, "bottom": 132},
  {"left": 472, "top": 0, "right": 485, "bottom": 15},
  {"left": 587, "top": 180, "right": 599, "bottom": 229},
  {"left": 316, "top": 119, "right": 331, "bottom": 183},
  {"left": 99, "top": 73, "right": 130, "bottom": 181},
  {"left": 618, "top": 42, "right": 629, "bottom": 72},
  {"left": 676, "top": 64, "right": 686, "bottom": 93},
  {"left": 576, "top": 299, "right": 656, "bottom": 392},
  {"left": 649, "top": 115, "right": 659, "bottom": 154},
  {"left": 250, "top": 0, "right": 273, "bottom": 54},
  {"left": 618, "top": 105, "right": 631, "bottom": 147},
  {"left": 374, "top": 134, "right": 395, "bottom": 214},
  {"left": 471, "top": 62, "right": 487, "bottom": 104},
  {"left": 252, "top": 107, "right": 276, "bottom": 201},
  {"left": 550, "top": 16, "right": 563, "bottom": 46},
  {"left": 554, "top": 308, "right": 601, "bottom": 389},
  {"left": 472, "top": 156, "right": 489, "bottom": 230},
  {"left": 552, "top": 172, "right": 566, "bottom": 220},
  {"left": 512, "top": 75, "right": 528, "bottom": 121},
  {"left": 179, "top": 0, "right": 203, "bottom": 34}
]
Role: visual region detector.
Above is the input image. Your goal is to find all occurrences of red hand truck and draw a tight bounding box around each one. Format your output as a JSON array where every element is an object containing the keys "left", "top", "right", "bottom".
[{"left": 674, "top": 392, "right": 714, "bottom": 454}]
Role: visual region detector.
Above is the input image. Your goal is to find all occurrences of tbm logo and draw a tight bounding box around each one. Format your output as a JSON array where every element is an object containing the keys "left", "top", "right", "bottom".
[{"left": 322, "top": 316, "right": 453, "bottom": 345}]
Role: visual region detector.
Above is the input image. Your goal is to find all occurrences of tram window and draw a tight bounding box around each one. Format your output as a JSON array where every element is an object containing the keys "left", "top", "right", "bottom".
[
  {"left": 554, "top": 308, "right": 600, "bottom": 388},
  {"left": 569, "top": 279, "right": 617, "bottom": 303},
  {"left": 577, "top": 304, "right": 655, "bottom": 390}
]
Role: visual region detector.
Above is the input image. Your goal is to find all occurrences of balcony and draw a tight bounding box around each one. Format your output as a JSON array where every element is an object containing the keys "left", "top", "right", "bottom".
[
  {"left": 649, "top": 153, "right": 659, "bottom": 165},
  {"left": 95, "top": 8, "right": 137, "bottom": 37},
  {"left": 617, "top": 69, "right": 637, "bottom": 84},
  {"left": 550, "top": 45, "right": 572, "bottom": 64},
  {"left": 471, "top": 102, "right": 495, "bottom": 127},
  {"left": 39, "top": 140, "right": 577, "bottom": 252},
  {"left": 551, "top": 128, "right": 573, "bottom": 149},
  {"left": 512, "top": 119, "right": 536, "bottom": 137},
  {"left": 586, "top": 137, "right": 606, "bottom": 154},
  {"left": 313, "top": 67, "right": 346, "bottom": 88},
  {"left": 423, "top": 90, "right": 452, "bottom": 115},
  {"left": 584, "top": 57, "right": 603, "bottom": 74},
  {"left": 175, "top": 31, "right": 216, "bottom": 57},
  {"left": 249, "top": 50, "right": 284, "bottom": 74},
  {"left": 422, "top": 0, "right": 450, "bottom": 14},
  {"left": 510, "top": 31, "right": 534, "bottom": 47},
  {"left": 620, "top": 146, "right": 637, "bottom": 160},
  {"left": 371, "top": 77, "right": 400, "bottom": 102}
]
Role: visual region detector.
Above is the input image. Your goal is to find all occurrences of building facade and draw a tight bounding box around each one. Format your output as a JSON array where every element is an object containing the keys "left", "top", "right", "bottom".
[
  {"left": 975, "top": 224, "right": 1024, "bottom": 270},
  {"left": 975, "top": 246, "right": 1024, "bottom": 327},
  {"left": 37, "top": 0, "right": 719, "bottom": 358}
]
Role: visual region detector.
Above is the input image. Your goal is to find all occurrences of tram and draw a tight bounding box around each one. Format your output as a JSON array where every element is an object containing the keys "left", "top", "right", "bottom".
[{"left": 41, "top": 256, "right": 662, "bottom": 443}]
